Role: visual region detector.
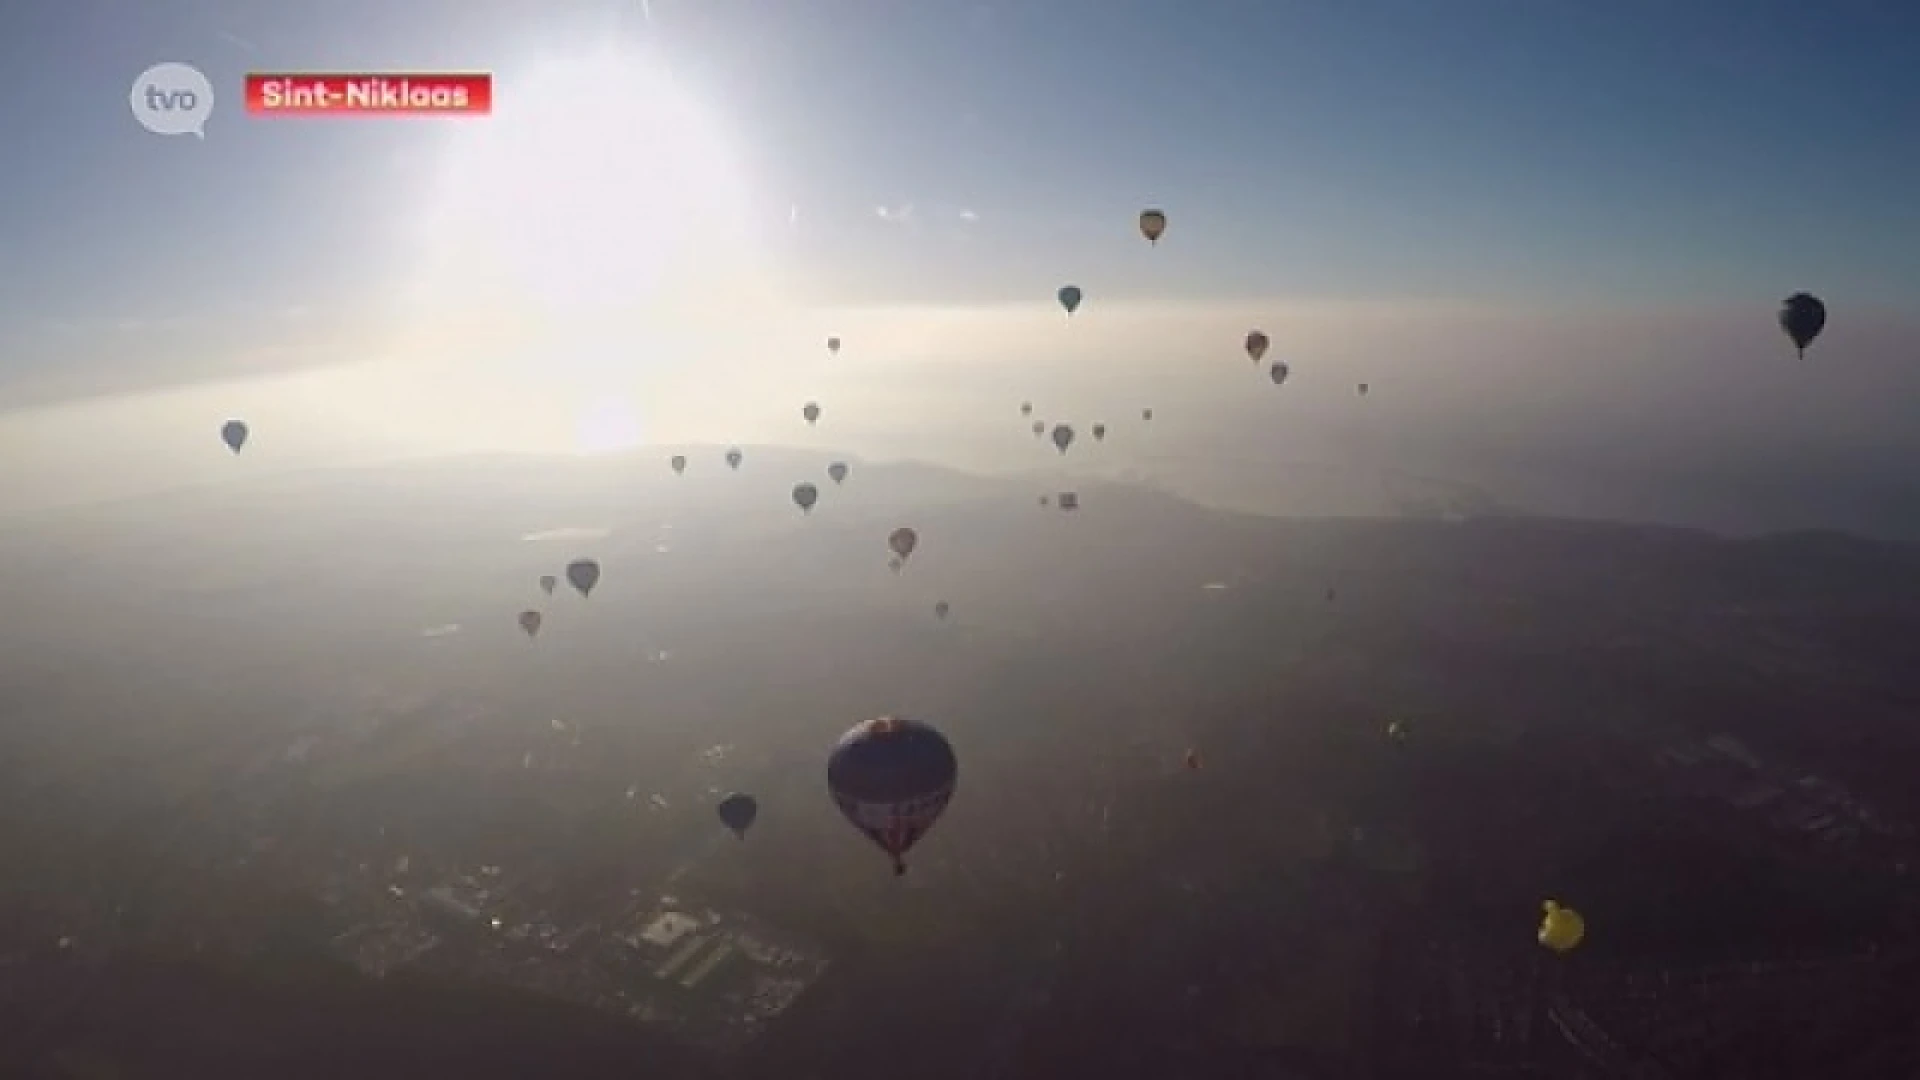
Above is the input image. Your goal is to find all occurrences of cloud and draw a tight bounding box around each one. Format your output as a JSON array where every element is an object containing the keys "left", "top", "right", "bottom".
[
  {"left": 874, "top": 203, "right": 917, "bottom": 225},
  {"left": 957, "top": 208, "right": 980, "bottom": 223}
]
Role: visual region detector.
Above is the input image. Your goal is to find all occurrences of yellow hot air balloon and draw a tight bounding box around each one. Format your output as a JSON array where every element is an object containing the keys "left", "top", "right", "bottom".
[
  {"left": 1537, "top": 900, "right": 1585, "bottom": 953},
  {"left": 1138, "top": 209, "right": 1167, "bottom": 245}
]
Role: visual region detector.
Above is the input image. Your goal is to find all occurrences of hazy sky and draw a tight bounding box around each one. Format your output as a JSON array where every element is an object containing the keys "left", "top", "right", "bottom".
[{"left": 1, "top": 1, "right": 1916, "bottom": 533}]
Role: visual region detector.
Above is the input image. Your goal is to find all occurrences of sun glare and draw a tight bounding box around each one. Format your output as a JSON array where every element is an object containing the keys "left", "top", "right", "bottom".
[{"left": 402, "top": 44, "right": 766, "bottom": 454}]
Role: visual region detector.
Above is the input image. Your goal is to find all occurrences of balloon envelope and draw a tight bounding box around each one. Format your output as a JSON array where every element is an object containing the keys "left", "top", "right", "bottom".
[
  {"left": 566, "top": 558, "right": 601, "bottom": 597},
  {"left": 888, "top": 527, "right": 918, "bottom": 560},
  {"left": 1538, "top": 900, "right": 1586, "bottom": 953},
  {"left": 1778, "top": 292, "right": 1827, "bottom": 356},
  {"left": 1050, "top": 424, "right": 1075, "bottom": 454},
  {"left": 802, "top": 402, "right": 821, "bottom": 425},
  {"left": 1057, "top": 285, "right": 1082, "bottom": 315},
  {"left": 828, "top": 462, "right": 849, "bottom": 485},
  {"left": 517, "top": 610, "right": 542, "bottom": 637},
  {"left": 826, "top": 336, "right": 842, "bottom": 355},
  {"left": 1245, "top": 331, "right": 1270, "bottom": 363},
  {"left": 220, "top": 420, "right": 249, "bottom": 453},
  {"left": 792, "top": 482, "right": 819, "bottom": 513},
  {"left": 726, "top": 448, "right": 743, "bottom": 470},
  {"left": 1138, "top": 209, "right": 1167, "bottom": 244},
  {"left": 670, "top": 455, "right": 687, "bottom": 474},
  {"left": 1091, "top": 423, "right": 1107, "bottom": 441},
  {"left": 934, "top": 601, "right": 950, "bottom": 619},
  {"left": 1020, "top": 402, "right": 1033, "bottom": 416},
  {"left": 717, "top": 793, "right": 758, "bottom": 837},
  {"left": 1270, "top": 362, "right": 1290, "bottom": 386},
  {"left": 538, "top": 575, "right": 557, "bottom": 595},
  {"left": 827, "top": 716, "right": 958, "bottom": 874}
]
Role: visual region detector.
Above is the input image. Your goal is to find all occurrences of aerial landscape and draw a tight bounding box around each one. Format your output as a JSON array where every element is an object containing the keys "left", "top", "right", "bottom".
[
  {"left": 4, "top": 449, "right": 1920, "bottom": 1078},
  {"left": 7, "top": 1, "right": 1920, "bottom": 1077}
]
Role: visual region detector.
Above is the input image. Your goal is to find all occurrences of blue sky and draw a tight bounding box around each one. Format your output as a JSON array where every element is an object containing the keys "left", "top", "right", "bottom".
[
  {"left": 7, "top": 0, "right": 1917, "bottom": 327},
  {"left": 1, "top": 0, "right": 1917, "bottom": 534}
]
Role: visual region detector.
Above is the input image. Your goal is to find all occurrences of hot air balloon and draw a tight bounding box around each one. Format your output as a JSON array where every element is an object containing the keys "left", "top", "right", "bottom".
[
  {"left": 1184, "top": 749, "right": 1202, "bottom": 771},
  {"left": 538, "top": 575, "right": 558, "bottom": 595},
  {"left": 828, "top": 461, "right": 849, "bottom": 485},
  {"left": 1039, "top": 495, "right": 1051, "bottom": 507},
  {"left": 802, "top": 402, "right": 822, "bottom": 426},
  {"left": 1538, "top": 900, "right": 1586, "bottom": 953},
  {"left": 1387, "top": 720, "right": 1409, "bottom": 743},
  {"left": 827, "top": 336, "right": 842, "bottom": 356},
  {"left": 887, "top": 556, "right": 905, "bottom": 574},
  {"left": 1057, "top": 285, "right": 1082, "bottom": 316},
  {"left": 827, "top": 715, "right": 958, "bottom": 875},
  {"left": 717, "top": 793, "right": 758, "bottom": 839},
  {"left": 1057, "top": 492, "right": 1080, "bottom": 511},
  {"left": 726, "top": 448, "right": 743, "bottom": 470},
  {"left": 1050, "top": 424, "right": 1075, "bottom": 454},
  {"left": 1138, "top": 209, "right": 1167, "bottom": 245},
  {"left": 934, "top": 601, "right": 950, "bottom": 620},
  {"left": 518, "top": 610, "right": 543, "bottom": 638},
  {"left": 1779, "top": 292, "right": 1826, "bottom": 358},
  {"left": 1141, "top": 408, "right": 1154, "bottom": 421},
  {"left": 1245, "top": 331, "right": 1270, "bottom": 364},
  {"left": 792, "top": 482, "right": 819, "bottom": 514},
  {"left": 220, "top": 419, "right": 249, "bottom": 454},
  {"left": 1031, "top": 420, "right": 1046, "bottom": 436},
  {"left": 1020, "top": 402, "right": 1034, "bottom": 416},
  {"left": 670, "top": 455, "right": 687, "bottom": 475},
  {"left": 888, "top": 527, "right": 918, "bottom": 562},
  {"left": 1358, "top": 383, "right": 1370, "bottom": 397},
  {"left": 1091, "top": 423, "right": 1107, "bottom": 441},
  {"left": 1270, "top": 362, "right": 1290, "bottom": 386},
  {"left": 566, "top": 558, "right": 601, "bottom": 598}
]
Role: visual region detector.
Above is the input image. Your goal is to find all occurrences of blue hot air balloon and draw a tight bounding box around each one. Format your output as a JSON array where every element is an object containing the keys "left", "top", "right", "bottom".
[
  {"left": 827, "top": 716, "right": 957, "bottom": 875},
  {"left": 1057, "top": 285, "right": 1083, "bottom": 316},
  {"left": 717, "top": 793, "right": 758, "bottom": 838}
]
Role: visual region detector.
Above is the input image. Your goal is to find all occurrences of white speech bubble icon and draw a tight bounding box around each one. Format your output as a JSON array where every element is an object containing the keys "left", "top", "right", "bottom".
[{"left": 131, "top": 62, "right": 215, "bottom": 138}]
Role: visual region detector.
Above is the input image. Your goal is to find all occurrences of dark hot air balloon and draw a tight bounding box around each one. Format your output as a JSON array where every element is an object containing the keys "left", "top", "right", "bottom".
[
  {"left": 828, "top": 461, "right": 850, "bottom": 485},
  {"left": 1092, "top": 423, "right": 1107, "bottom": 441},
  {"left": 1050, "top": 424, "right": 1075, "bottom": 454},
  {"left": 1244, "top": 330, "right": 1270, "bottom": 364},
  {"left": 792, "top": 482, "right": 819, "bottom": 514},
  {"left": 802, "top": 402, "right": 821, "bottom": 426},
  {"left": 1778, "top": 292, "right": 1826, "bottom": 358},
  {"left": 220, "top": 419, "right": 249, "bottom": 454},
  {"left": 1057, "top": 285, "right": 1082, "bottom": 316},
  {"left": 888, "top": 527, "right": 918, "bottom": 561},
  {"left": 934, "top": 600, "right": 950, "bottom": 619},
  {"left": 670, "top": 455, "right": 687, "bottom": 475},
  {"left": 826, "top": 336, "right": 842, "bottom": 356},
  {"left": 566, "top": 558, "right": 601, "bottom": 597},
  {"left": 726, "top": 448, "right": 743, "bottom": 470},
  {"left": 1270, "top": 362, "right": 1290, "bottom": 386},
  {"left": 539, "top": 575, "right": 558, "bottom": 595},
  {"left": 827, "top": 715, "right": 957, "bottom": 875},
  {"left": 518, "top": 610, "right": 543, "bottom": 638},
  {"left": 717, "top": 793, "right": 758, "bottom": 838},
  {"left": 1020, "top": 401, "right": 1033, "bottom": 416}
]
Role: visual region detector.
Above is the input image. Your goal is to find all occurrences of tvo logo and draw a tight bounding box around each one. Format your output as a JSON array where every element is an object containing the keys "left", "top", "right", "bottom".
[{"left": 131, "top": 62, "right": 214, "bottom": 138}]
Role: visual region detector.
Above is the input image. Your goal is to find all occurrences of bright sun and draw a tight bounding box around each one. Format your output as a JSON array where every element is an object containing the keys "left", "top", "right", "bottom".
[{"left": 405, "top": 45, "right": 761, "bottom": 453}]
